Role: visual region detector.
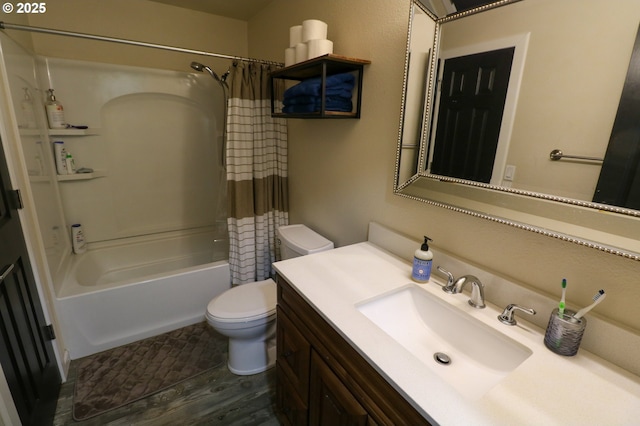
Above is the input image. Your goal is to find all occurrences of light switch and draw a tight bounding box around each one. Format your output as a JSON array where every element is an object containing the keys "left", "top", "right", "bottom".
[{"left": 504, "top": 165, "right": 516, "bottom": 181}]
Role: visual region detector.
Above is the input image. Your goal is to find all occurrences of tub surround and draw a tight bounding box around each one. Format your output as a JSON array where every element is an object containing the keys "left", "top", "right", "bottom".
[{"left": 273, "top": 224, "right": 640, "bottom": 425}]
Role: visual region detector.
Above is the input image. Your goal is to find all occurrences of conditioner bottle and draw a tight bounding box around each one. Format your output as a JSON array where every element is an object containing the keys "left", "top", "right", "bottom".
[
  {"left": 411, "top": 236, "right": 433, "bottom": 283},
  {"left": 71, "top": 224, "right": 87, "bottom": 254}
]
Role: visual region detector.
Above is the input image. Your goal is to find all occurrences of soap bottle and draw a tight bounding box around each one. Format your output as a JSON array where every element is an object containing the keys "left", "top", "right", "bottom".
[
  {"left": 21, "top": 88, "right": 37, "bottom": 128},
  {"left": 45, "top": 89, "right": 66, "bottom": 129},
  {"left": 412, "top": 236, "right": 433, "bottom": 283}
]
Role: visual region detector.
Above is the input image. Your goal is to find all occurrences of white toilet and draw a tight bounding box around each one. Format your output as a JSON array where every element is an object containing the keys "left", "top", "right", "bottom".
[{"left": 205, "top": 224, "right": 334, "bottom": 375}]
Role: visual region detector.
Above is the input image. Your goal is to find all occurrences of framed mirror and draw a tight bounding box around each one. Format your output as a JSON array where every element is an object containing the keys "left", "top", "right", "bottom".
[{"left": 395, "top": 0, "right": 640, "bottom": 260}]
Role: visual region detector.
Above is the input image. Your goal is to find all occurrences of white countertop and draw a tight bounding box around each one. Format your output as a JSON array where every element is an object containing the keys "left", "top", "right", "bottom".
[{"left": 273, "top": 242, "right": 640, "bottom": 425}]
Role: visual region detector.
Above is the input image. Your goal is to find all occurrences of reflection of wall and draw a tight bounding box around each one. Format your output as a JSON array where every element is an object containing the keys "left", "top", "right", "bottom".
[
  {"left": 399, "top": 9, "right": 436, "bottom": 183},
  {"left": 441, "top": 0, "right": 640, "bottom": 201},
  {"left": 249, "top": 0, "right": 640, "bottom": 348}
]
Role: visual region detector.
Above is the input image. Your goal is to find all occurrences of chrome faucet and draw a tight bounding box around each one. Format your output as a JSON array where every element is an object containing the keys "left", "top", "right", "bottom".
[
  {"left": 438, "top": 267, "right": 486, "bottom": 309},
  {"left": 498, "top": 304, "right": 536, "bottom": 326}
]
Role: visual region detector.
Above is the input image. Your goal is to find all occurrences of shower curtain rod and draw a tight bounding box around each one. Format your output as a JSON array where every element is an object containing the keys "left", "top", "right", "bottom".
[{"left": 0, "top": 21, "right": 284, "bottom": 66}]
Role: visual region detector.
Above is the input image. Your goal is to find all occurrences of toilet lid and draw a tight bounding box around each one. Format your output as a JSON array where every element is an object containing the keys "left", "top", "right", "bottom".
[{"left": 207, "top": 279, "right": 277, "bottom": 322}]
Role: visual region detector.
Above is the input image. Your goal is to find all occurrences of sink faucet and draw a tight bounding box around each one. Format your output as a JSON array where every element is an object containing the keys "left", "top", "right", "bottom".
[
  {"left": 498, "top": 304, "right": 536, "bottom": 326},
  {"left": 438, "top": 267, "right": 485, "bottom": 309}
]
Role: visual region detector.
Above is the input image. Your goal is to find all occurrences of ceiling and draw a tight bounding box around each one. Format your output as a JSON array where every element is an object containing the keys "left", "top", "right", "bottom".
[{"left": 148, "top": 0, "right": 274, "bottom": 20}]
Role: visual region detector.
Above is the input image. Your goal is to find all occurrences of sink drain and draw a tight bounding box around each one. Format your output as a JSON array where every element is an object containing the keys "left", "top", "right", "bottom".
[{"left": 433, "top": 352, "right": 451, "bottom": 365}]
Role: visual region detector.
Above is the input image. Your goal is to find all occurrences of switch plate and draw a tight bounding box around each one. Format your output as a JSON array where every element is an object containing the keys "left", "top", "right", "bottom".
[{"left": 504, "top": 165, "right": 516, "bottom": 181}]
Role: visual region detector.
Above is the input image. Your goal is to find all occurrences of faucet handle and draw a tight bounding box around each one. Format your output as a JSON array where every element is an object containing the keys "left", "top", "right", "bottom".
[
  {"left": 437, "top": 266, "right": 456, "bottom": 293},
  {"left": 498, "top": 304, "right": 536, "bottom": 326}
]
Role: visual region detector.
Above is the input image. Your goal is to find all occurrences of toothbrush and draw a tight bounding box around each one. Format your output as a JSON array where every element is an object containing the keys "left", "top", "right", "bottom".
[
  {"left": 573, "top": 289, "right": 606, "bottom": 320},
  {"left": 558, "top": 278, "right": 567, "bottom": 317}
]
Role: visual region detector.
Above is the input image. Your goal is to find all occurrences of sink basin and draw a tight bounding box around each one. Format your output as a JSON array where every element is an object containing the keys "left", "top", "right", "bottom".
[{"left": 356, "top": 284, "right": 532, "bottom": 399}]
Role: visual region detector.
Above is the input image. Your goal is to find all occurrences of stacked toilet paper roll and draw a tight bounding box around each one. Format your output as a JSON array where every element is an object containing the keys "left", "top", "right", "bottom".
[
  {"left": 285, "top": 19, "right": 333, "bottom": 66},
  {"left": 302, "top": 19, "right": 327, "bottom": 42}
]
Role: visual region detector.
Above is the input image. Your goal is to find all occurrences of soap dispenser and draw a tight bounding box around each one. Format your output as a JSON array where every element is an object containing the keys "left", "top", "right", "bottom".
[
  {"left": 412, "top": 236, "right": 433, "bottom": 283},
  {"left": 21, "top": 88, "right": 37, "bottom": 128},
  {"left": 45, "top": 88, "right": 66, "bottom": 129}
]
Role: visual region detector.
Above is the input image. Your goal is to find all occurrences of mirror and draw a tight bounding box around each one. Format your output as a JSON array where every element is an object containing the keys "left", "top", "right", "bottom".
[{"left": 395, "top": 0, "right": 640, "bottom": 260}]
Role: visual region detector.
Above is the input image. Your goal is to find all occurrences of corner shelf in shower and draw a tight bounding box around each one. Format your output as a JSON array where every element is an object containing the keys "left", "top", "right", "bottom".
[
  {"left": 56, "top": 170, "right": 107, "bottom": 181},
  {"left": 19, "top": 128, "right": 101, "bottom": 137},
  {"left": 48, "top": 128, "right": 100, "bottom": 136}
]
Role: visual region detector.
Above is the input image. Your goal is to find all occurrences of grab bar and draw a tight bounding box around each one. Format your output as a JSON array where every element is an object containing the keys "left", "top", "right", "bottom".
[{"left": 549, "top": 149, "right": 603, "bottom": 163}]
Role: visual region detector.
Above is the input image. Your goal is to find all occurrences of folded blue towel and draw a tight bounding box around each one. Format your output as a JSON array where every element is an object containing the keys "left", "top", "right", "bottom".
[
  {"left": 283, "top": 94, "right": 352, "bottom": 106},
  {"left": 284, "top": 72, "right": 356, "bottom": 98},
  {"left": 282, "top": 98, "right": 352, "bottom": 113}
]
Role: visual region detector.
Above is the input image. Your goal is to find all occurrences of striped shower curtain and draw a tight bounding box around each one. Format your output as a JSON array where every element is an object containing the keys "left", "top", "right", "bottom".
[{"left": 226, "top": 61, "right": 289, "bottom": 285}]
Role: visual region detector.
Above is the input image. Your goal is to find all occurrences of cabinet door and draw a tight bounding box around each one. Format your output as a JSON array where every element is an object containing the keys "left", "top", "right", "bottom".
[
  {"left": 277, "top": 307, "right": 311, "bottom": 401},
  {"left": 309, "top": 351, "right": 369, "bottom": 426},
  {"left": 277, "top": 364, "right": 308, "bottom": 426}
]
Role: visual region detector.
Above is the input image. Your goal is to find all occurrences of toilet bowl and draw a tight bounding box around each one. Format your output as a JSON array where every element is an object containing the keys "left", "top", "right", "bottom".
[{"left": 206, "top": 224, "right": 334, "bottom": 375}]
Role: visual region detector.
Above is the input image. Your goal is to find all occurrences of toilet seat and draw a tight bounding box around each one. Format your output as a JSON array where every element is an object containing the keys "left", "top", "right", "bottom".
[{"left": 206, "top": 279, "right": 276, "bottom": 323}]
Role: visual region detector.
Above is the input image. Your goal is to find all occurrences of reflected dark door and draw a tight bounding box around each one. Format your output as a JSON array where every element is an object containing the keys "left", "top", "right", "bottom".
[
  {"left": 593, "top": 24, "right": 640, "bottom": 209},
  {"left": 0, "top": 139, "right": 60, "bottom": 425},
  {"left": 430, "top": 47, "right": 514, "bottom": 183}
]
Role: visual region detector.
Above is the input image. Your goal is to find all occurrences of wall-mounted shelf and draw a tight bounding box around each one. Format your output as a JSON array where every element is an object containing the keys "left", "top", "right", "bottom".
[
  {"left": 57, "top": 170, "right": 106, "bottom": 181},
  {"left": 49, "top": 128, "right": 99, "bottom": 136},
  {"left": 270, "top": 54, "right": 371, "bottom": 119},
  {"left": 19, "top": 128, "right": 100, "bottom": 137}
]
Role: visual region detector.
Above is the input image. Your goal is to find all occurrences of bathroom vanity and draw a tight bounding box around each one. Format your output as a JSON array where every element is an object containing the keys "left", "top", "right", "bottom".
[
  {"left": 275, "top": 274, "right": 429, "bottom": 425},
  {"left": 273, "top": 224, "right": 640, "bottom": 425}
]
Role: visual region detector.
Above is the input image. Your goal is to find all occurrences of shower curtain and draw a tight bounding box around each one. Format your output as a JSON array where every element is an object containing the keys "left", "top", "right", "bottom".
[{"left": 226, "top": 61, "right": 289, "bottom": 285}]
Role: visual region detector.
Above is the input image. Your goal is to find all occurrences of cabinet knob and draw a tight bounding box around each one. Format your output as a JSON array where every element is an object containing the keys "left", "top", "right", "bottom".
[{"left": 281, "top": 350, "right": 293, "bottom": 358}]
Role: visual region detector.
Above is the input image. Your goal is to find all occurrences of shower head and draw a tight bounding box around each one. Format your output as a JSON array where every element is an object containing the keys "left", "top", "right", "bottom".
[
  {"left": 190, "top": 61, "right": 229, "bottom": 91},
  {"left": 190, "top": 61, "right": 221, "bottom": 82}
]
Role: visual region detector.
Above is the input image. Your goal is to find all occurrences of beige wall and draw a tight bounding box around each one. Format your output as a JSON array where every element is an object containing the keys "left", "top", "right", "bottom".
[
  {"left": 250, "top": 0, "right": 640, "bottom": 334},
  {"left": 18, "top": 0, "right": 247, "bottom": 75}
]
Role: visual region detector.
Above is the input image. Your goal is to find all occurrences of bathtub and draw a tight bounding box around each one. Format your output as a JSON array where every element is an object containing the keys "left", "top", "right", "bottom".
[{"left": 55, "top": 229, "right": 230, "bottom": 359}]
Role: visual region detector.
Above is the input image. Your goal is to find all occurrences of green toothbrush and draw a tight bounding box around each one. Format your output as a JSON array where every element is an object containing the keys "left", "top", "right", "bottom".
[{"left": 558, "top": 278, "right": 567, "bottom": 317}]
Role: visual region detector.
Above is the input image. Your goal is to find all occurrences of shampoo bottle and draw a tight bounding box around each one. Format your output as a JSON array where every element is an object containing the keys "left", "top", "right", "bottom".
[
  {"left": 53, "top": 141, "right": 67, "bottom": 175},
  {"left": 45, "top": 89, "right": 66, "bottom": 129},
  {"left": 412, "top": 236, "right": 433, "bottom": 283},
  {"left": 71, "top": 224, "right": 87, "bottom": 254}
]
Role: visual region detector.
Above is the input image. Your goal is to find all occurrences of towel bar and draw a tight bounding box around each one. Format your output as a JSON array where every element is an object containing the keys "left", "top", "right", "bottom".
[{"left": 549, "top": 149, "right": 603, "bottom": 163}]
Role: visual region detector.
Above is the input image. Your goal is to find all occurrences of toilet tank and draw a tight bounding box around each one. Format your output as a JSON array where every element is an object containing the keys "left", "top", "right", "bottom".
[{"left": 277, "top": 224, "right": 334, "bottom": 260}]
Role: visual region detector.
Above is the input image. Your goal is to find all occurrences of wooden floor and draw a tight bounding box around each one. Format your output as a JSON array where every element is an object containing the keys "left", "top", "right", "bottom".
[{"left": 53, "top": 339, "right": 281, "bottom": 425}]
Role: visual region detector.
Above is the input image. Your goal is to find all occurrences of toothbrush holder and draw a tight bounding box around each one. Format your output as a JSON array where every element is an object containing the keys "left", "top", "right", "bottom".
[{"left": 544, "top": 308, "right": 586, "bottom": 356}]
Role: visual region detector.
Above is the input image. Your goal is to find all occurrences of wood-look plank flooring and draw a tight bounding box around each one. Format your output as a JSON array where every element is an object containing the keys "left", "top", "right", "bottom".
[{"left": 53, "top": 336, "right": 281, "bottom": 425}]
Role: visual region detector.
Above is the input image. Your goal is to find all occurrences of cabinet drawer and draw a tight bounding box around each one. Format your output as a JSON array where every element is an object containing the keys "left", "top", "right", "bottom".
[{"left": 277, "top": 307, "right": 311, "bottom": 402}]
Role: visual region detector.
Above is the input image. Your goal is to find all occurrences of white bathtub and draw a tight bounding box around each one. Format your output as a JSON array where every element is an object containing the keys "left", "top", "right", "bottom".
[{"left": 55, "top": 229, "right": 230, "bottom": 359}]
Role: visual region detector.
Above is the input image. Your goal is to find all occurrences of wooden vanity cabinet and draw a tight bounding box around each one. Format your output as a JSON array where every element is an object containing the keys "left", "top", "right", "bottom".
[{"left": 276, "top": 274, "right": 431, "bottom": 426}]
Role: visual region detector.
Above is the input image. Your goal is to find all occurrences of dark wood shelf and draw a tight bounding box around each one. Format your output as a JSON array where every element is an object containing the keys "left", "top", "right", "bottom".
[
  {"left": 271, "top": 110, "right": 359, "bottom": 119},
  {"left": 270, "top": 54, "right": 370, "bottom": 119}
]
